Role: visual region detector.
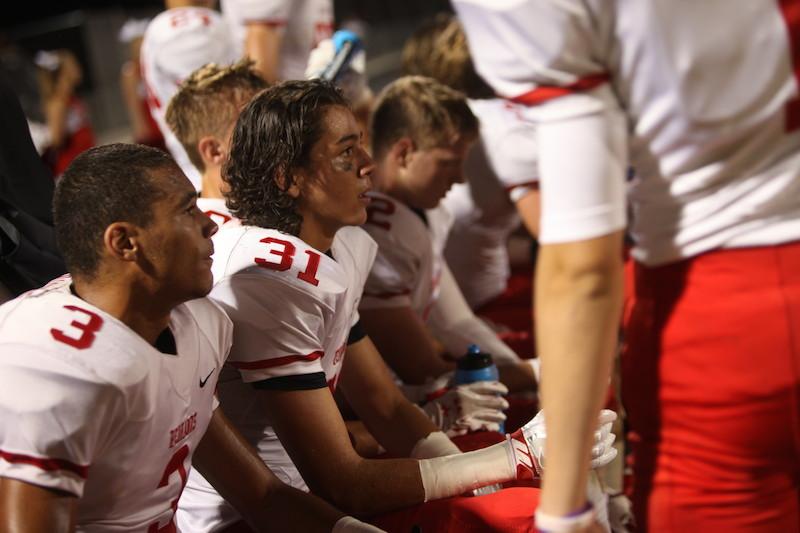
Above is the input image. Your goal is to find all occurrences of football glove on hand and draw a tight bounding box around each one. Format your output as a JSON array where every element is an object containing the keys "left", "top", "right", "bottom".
[
  {"left": 506, "top": 409, "right": 618, "bottom": 479},
  {"left": 421, "top": 381, "right": 509, "bottom": 437}
]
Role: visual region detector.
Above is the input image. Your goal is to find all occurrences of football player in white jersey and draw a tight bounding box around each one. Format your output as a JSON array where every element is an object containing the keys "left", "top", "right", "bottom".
[
  {"left": 166, "top": 59, "right": 267, "bottom": 226},
  {"left": 140, "top": 0, "right": 238, "bottom": 190},
  {"left": 222, "top": 0, "right": 333, "bottom": 82},
  {"left": 400, "top": 14, "right": 537, "bottom": 311},
  {"left": 362, "top": 76, "right": 539, "bottom": 398},
  {"left": 177, "top": 79, "right": 618, "bottom": 531},
  {"left": 454, "top": 1, "right": 800, "bottom": 531},
  {"left": 0, "top": 143, "right": 383, "bottom": 533}
]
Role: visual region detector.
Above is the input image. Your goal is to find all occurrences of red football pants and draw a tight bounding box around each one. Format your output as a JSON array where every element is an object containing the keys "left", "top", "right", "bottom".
[{"left": 622, "top": 242, "right": 800, "bottom": 532}]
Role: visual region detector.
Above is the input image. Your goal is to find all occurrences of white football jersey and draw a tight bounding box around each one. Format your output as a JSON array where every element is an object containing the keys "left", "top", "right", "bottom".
[
  {"left": 222, "top": 0, "right": 333, "bottom": 81},
  {"left": 178, "top": 225, "right": 376, "bottom": 531},
  {"left": 197, "top": 197, "right": 234, "bottom": 228},
  {"left": 0, "top": 276, "right": 232, "bottom": 532},
  {"left": 442, "top": 98, "right": 529, "bottom": 308},
  {"left": 140, "top": 7, "right": 238, "bottom": 190},
  {"left": 360, "top": 191, "right": 454, "bottom": 321},
  {"left": 454, "top": 0, "right": 800, "bottom": 265}
]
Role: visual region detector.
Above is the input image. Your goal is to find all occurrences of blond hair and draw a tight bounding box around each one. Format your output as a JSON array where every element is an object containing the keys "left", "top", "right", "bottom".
[
  {"left": 166, "top": 59, "right": 267, "bottom": 171},
  {"left": 401, "top": 13, "right": 494, "bottom": 100},
  {"left": 370, "top": 75, "right": 478, "bottom": 159}
]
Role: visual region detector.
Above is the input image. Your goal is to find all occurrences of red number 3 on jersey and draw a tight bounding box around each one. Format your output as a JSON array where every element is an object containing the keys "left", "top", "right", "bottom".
[{"left": 50, "top": 305, "right": 104, "bottom": 350}]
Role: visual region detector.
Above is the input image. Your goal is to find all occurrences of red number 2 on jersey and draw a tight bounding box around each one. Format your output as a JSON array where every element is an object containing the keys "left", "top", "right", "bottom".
[
  {"left": 779, "top": 0, "right": 800, "bottom": 132},
  {"left": 50, "top": 305, "right": 103, "bottom": 350},
  {"left": 254, "top": 237, "right": 321, "bottom": 286}
]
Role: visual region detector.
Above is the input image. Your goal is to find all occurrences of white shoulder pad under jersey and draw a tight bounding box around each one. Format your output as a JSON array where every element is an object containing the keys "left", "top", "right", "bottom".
[
  {"left": 209, "top": 225, "right": 376, "bottom": 387},
  {"left": 454, "top": 0, "right": 800, "bottom": 264},
  {"left": 141, "top": 6, "right": 237, "bottom": 189},
  {"left": 222, "top": 0, "right": 333, "bottom": 81},
  {"left": 360, "top": 192, "right": 453, "bottom": 320},
  {"left": 0, "top": 276, "right": 231, "bottom": 532},
  {"left": 197, "top": 197, "right": 234, "bottom": 228}
]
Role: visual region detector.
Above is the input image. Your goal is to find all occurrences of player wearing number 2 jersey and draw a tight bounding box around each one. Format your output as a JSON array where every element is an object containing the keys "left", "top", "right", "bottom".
[
  {"left": 0, "top": 144, "right": 381, "bottom": 533},
  {"left": 454, "top": 0, "right": 800, "bottom": 531}
]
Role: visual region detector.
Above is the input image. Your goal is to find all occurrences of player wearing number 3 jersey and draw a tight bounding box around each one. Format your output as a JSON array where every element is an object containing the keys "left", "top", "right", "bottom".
[{"left": 0, "top": 144, "right": 382, "bottom": 533}]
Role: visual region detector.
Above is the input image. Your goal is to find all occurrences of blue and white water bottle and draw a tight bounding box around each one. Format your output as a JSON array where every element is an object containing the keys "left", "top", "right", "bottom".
[{"left": 454, "top": 344, "right": 503, "bottom": 433}]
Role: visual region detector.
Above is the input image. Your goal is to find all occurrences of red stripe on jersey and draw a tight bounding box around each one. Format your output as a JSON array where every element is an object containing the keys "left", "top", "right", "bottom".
[
  {"left": 362, "top": 289, "right": 411, "bottom": 299},
  {"left": 243, "top": 18, "right": 287, "bottom": 28},
  {"left": 231, "top": 350, "right": 323, "bottom": 370},
  {"left": 510, "top": 73, "right": 610, "bottom": 106},
  {"left": 0, "top": 449, "right": 89, "bottom": 478}
]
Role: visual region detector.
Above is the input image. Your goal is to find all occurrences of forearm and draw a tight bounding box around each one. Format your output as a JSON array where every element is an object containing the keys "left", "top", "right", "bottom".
[
  {"left": 361, "top": 394, "right": 439, "bottom": 457},
  {"left": 195, "top": 409, "right": 343, "bottom": 532},
  {"left": 535, "top": 236, "right": 623, "bottom": 514}
]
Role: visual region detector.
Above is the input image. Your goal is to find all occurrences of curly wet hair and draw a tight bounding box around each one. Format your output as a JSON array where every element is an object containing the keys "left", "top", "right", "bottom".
[{"left": 223, "top": 79, "right": 349, "bottom": 235}]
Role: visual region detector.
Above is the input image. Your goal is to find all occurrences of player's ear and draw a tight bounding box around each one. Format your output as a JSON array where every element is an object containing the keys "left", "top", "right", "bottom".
[
  {"left": 198, "top": 136, "right": 224, "bottom": 167},
  {"left": 103, "top": 222, "right": 139, "bottom": 263},
  {"left": 277, "top": 168, "right": 303, "bottom": 199},
  {"left": 392, "top": 137, "right": 415, "bottom": 169}
]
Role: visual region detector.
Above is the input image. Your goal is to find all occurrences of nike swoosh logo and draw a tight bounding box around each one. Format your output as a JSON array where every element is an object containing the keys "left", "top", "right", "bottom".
[{"left": 199, "top": 369, "right": 214, "bottom": 388}]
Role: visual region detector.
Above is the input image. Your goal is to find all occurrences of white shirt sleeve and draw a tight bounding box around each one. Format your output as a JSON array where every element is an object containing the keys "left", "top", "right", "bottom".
[
  {"left": 454, "top": 0, "right": 628, "bottom": 243},
  {"left": 0, "top": 346, "right": 125, "bottom": 496},
  {"left": 360, "top": 238, "right": 418, "bottom": 310},
  {"left": 227, "top": 0, "right": 291, "bottom": 25},
  {"left": 210, "top": 274, "right": 326, "bottom": 383}
]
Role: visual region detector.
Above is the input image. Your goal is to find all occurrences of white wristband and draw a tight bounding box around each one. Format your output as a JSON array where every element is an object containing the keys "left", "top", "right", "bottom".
[
  {"left": 534, "top": 504, "right": 595, "bottom": 532},
  {"left": 410, "top": 430, "right": 462, "bottom": 459}
]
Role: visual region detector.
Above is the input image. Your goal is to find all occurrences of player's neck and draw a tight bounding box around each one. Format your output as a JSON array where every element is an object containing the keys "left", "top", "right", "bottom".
[
  {"left": 200, "top": 172, "right": 224, "bottom": 200},
  {"left": 298, "top": 216, "right": 337, "bottom": 254},
  {"left": 72, "top": 279, "right": 173, "bottom": 346},
  {"left": 372, "top": 165, "right": 414, "bottom": 209}
]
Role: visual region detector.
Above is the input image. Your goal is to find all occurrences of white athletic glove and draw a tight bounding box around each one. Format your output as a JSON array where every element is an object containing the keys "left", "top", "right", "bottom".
[
  {"left": 304, "top": 38, "right": 371, "bottom": 105},
  {"left": 332, "top": 516, "right": 386, "bottom": 532},
  {"left": 506, "top": 409, "right": 618, "bottom": 479},
  {"left": 421, "top": 381, "right": 509, "bottom": 437}
]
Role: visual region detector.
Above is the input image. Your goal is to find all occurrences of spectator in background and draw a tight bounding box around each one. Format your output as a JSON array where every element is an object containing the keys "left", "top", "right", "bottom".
[
  {"left": 33, "top": 49, "right": 96, "bottom": 178},
  {"left": 118, "top": 18, "right": 165, "bottom": 149}
]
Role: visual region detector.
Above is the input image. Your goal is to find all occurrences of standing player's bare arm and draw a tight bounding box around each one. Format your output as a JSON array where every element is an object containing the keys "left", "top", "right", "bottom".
[
  {"left": 0, "top": 479, "right": 75, "bottom": 533},
  {"left": 535, "top": 233, "right": 624, "bottom": 517}
]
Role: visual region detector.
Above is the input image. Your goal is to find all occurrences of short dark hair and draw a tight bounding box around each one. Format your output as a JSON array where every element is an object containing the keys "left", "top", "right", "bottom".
[
  {"left": 53, "top": 143, "right": 175, "bottom": 279},
  {"left": 370, "top": 76, "right": 479, "bottom": 159},
  {"left": 223, "top": 78, "right": 349, "bottom": 235}
]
